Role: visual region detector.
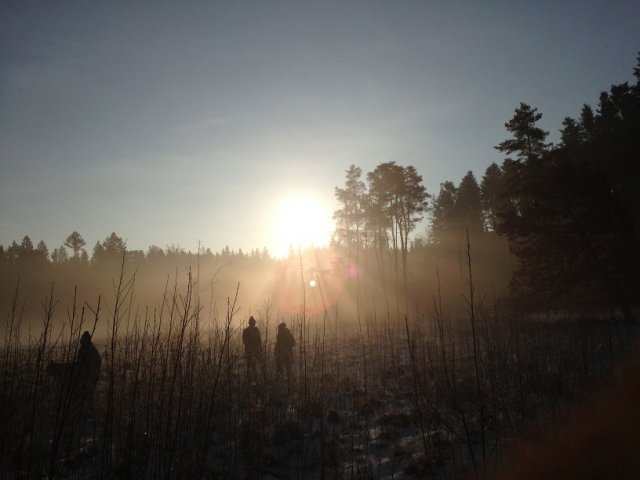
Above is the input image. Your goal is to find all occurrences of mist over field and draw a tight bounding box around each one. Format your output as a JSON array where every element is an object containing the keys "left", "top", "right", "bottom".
[
  {"left": 2, "top": 1, "right": 640, "bottom": 478},
  {"left": 0, "top": 231, "right": 515, "bottom": 342}
]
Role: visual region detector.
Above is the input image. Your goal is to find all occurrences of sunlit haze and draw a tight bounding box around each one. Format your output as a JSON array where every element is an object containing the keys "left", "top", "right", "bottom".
[
  {"left": 1, "top": 3, "right": 640, "bottom": 477},
  {"left": 272, "top": 194, "right": 333, "bottom": 258}
]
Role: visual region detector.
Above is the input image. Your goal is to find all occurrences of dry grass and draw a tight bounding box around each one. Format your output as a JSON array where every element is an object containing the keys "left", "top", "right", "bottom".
[{"left": 0, "top": 262, "right": 636, "bottom": 479}]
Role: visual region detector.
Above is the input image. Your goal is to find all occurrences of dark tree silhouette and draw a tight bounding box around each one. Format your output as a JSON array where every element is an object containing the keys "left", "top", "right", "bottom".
[
  {"left": 35, "top": 240, "right": 49, "bottom": 263},
  {"left": 6, "top": 241, "right": 19, "bottom": 262},
  {"left": 146, "top": 245, "right": 165, "bottom": 260},
  {"left": 20, "top": 236, "right": 34, "bottom": 259},
  {"left": 64, "top": 231, "right": 86, "bottom": 258},
  {"left": 495, "top": 102, "right": 550, "bottom": 162},
  {"left": 92, "top": 232, "right": 126, "bottom": 263},
  {"left": 493, "top": 57, "right": 640, "bottom": 320},
  {"left": 453, "top": 171, "right": 483, "bottom": 234},
  {"left": 559, "top": 117, "right": 584, "bottom": 150},
  {"left": 430, "top": 171, "right": 483, "bottom": 245},
  {"left": 366, "top": 162, "right": 429, "bottom": 305},
  {"left": 51, "top": 245, "right": 68, "bottom": 264},
  {"left": 480, "top": 162, "right": 505, "bottom": 231},
  {"left": 430, "top": 181, "right": 457, "bottom": 244},
  {"left": 579, "top": 104, "right": 596, "bottom": 143},
  {"left": 333, "top": 165, "right": 367, "bottom": 255}
]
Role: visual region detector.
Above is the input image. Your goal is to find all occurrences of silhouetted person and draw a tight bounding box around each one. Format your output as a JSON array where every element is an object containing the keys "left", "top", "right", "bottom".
[
  {"left": 46, "top": 331, "right": 101, "bottom": 418},
  {"left": 242, "top": 316, "right": 261, "bottom": 382},
  {"left": 275, "top": 322, "right": 296, "bottom": 381},
  {"left": 75, "top": 331, "right": 101, "bottom": 402}
]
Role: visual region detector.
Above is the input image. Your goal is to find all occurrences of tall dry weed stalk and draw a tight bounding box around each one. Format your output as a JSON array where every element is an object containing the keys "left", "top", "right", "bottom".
[{"left": 0, "top": 247, "right": 636, "bottom": 478}]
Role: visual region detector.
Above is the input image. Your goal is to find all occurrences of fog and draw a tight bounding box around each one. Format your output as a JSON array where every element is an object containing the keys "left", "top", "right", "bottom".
[{"left": 0, "top": 231, "right": 516, "bottom": 346}]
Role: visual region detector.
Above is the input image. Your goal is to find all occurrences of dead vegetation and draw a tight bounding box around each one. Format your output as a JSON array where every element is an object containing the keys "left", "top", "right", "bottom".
[{"left": 0, "top": 258, "right": 636, "bottom": 479}]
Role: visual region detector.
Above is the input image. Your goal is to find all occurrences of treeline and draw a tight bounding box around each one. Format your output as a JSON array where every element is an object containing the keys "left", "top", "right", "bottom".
[
  {"left": 2, "top": 54, "right": 639, "bottom": 322},
  {"left": 0, "top": 231, "right": 278, "bottom": 332},
  {"left": 0, "top": 230, "right": 269, "bottom": 267},
  {"left": 332, "top": 53, "right": 640, "bottom": 319}
]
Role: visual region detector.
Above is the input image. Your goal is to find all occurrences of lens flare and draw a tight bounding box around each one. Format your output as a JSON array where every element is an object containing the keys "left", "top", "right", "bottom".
[
  {"left": 347, "top": 265, "right": 358, "bottom": 278},
  {"left": 274, "top": 249, "right": 344, "bottom": 316}
]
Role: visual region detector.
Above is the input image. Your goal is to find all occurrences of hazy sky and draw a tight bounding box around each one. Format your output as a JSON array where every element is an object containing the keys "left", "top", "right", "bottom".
[{"left": 2, "top": 1, "right": 639, "bottom": 256}]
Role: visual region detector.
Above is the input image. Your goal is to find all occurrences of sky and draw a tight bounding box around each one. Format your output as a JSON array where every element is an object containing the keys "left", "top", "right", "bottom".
[{"left": 1, "top": 1, "right": 639, "bottom": 257}]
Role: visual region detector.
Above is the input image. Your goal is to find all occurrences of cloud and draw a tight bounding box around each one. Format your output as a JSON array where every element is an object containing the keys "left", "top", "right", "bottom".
[{"left": 175, "top": 113, "right": 266, "bottom": 132}]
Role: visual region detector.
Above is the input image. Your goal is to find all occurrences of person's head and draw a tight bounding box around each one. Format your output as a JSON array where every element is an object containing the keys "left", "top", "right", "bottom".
[
  {"left": 80, "top": 331, "right": 91, "bottom": 346},
  {"left": 249, "top": 316, "right": 256, "bottom": 326},
  {"left": 278, "top": 322, "right": 286, "bottom": 330}
]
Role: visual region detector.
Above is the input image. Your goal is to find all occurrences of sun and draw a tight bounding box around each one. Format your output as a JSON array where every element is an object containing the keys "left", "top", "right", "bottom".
[{"left": 272, "top": 194, "right": 333, "bottom": 258}]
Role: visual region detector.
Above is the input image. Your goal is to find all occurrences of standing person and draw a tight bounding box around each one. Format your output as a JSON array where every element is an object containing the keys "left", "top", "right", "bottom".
[
  {"left": 76, "top": 331, "right": 101, "bottom": 399},
  {"left": 242, "top": 316, "right": 262, "bottom": 382},
  {"left": 275, "top": 322, "right": 296, "bottom": 381}
]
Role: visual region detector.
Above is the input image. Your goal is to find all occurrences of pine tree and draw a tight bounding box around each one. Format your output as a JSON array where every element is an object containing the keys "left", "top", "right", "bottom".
[
  {"left": 64, "top": 231, "right": 86, "bottom": 258},
  {"left": 480, "top": 163, "right": 505, "bottom": 231},
  {"left": 430, "top": 181, "right": 457, "bottom": 244},
  {"left": 495, "top": 102, "right": 550, "bottom": 162},
  {"left": 453, "top": 171, "right": 484, "bottom": 233},
  {"left": 333, "top": 165, "right": 367, "bottom": 253},
  {"left": 35, "top": 240, "right": 49, "bottom": 263}
]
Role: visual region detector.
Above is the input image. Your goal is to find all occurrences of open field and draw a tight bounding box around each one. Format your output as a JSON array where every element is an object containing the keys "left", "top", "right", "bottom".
[{"left": 1, "top": 271, "right": 637, "bottom": 479}]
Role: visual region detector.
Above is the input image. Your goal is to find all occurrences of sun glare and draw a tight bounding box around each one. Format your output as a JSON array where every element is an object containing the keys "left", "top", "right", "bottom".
[{"left": 272, "top": 195, "right": 333, "bottom": 258}]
